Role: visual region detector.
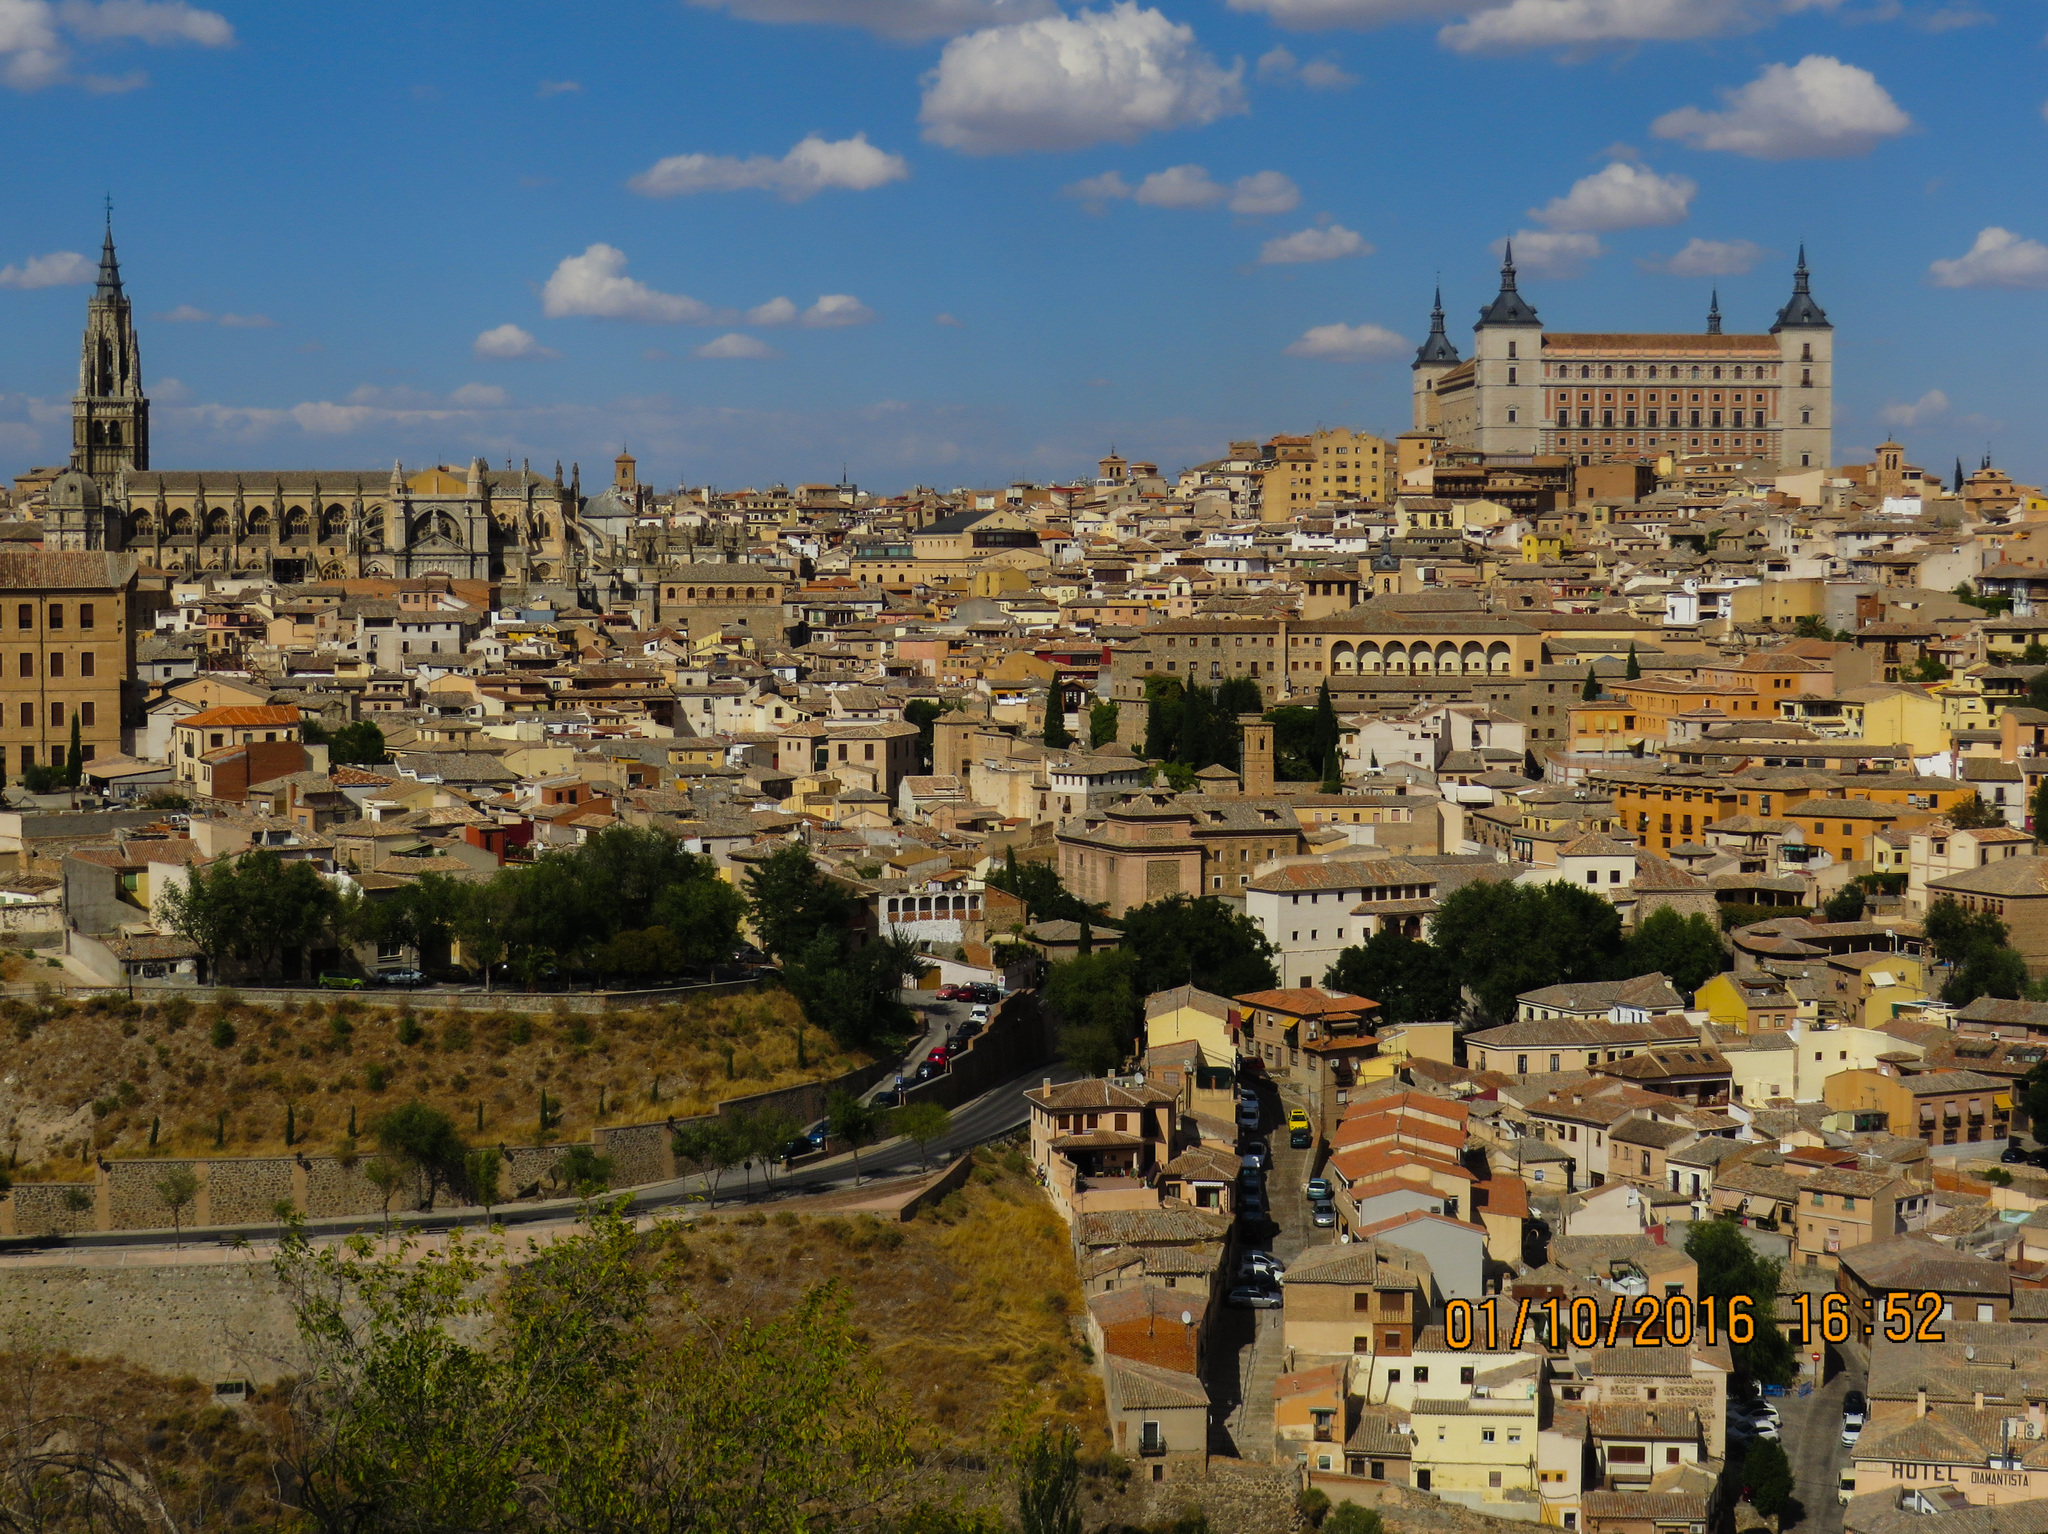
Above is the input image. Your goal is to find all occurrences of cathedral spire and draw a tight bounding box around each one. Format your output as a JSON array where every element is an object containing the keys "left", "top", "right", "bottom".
[
  {"left": 1476, "top": 243, "right": 1540, "bottom": 328},
  {"left": 74, "top": 208, "right": 148, "bottom": 490},
  {"left": 1771, "top": 245, "right": 1830, "bottom": 331},
  {"left": 1706, "top": 290, "right": 1722, "bottom": 335},
  {"left": 95, "top": 214, "right": 123, "bottom": 299},
  {"left": 1413, "top": 285, "right": 1461, "bottom": 368}
]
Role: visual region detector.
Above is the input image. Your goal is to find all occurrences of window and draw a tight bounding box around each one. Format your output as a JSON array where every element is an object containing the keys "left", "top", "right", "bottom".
[
  {"left": 1387, "top": 1369, "right": 1401, "bottom": 1384},
  {"left": 1489, "top": 1472, "right": 1503, "bottom": 1489},
  {"left": 1608, "top": 1447, "right": 1647, "bottom": 1464},
  {"left": 1413, "top": 1367, "right": 1429, "bottom": 1383},
  {"left": 1482, "top": 1429, "right": 1496, "bottom": 1444},
  {"left": 14, "top": 654, "right": 26, "bottom": 679},
  {"left": 48, "top": 703, "right": 62, "bottom": 727},
  {"left": 12, "top": 605, "right": 25, "bottom": 630},
  {"left": 78, "top": 604, "right": 93, "bottom": 630},
  {"left": 46, "top": 605, "right": 61, "bottom": 629},
  {"left": 78, "top": 652, "right": 92, "bottom": 678},
  {"left": 15, "top": 703, "right": 27, "bottom": 728},
  {"left": 47, "top": 654, "right": 61, "bottom": 679},
  {"left": 1460, "top": 1366, "right": 1475, "bottom": 1385}
]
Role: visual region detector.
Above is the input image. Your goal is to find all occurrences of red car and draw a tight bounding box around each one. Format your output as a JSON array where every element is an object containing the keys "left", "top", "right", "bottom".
[
  {"left": 926, "top": 1046, "right": 950, "bottom": 1067},
  {"left": 937, "top": 984, "right": 972, "bottom": 1001}
]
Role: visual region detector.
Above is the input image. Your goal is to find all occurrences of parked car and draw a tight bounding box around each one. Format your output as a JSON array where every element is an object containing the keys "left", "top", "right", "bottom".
[
  {"left": 870, "top": 1089, "right": 900, "bottom": 1110},
  {"left": 1226, "top": 1284, "right": 1283, "bottom": 1309},
  {"left": 1240, "top": 1156, "right": 1266, "bottom": 1180},
  {"left": 1237, "top": 1105, "right": 1262, "bottom": 1131},
  {"left": 1239, "top": 1251, "right": 1285, "bottom": 1281},
  {"left": 937, "top": 984, "right": 972, "bottom": 1001},
  {"left": 969, "top": 1005, "right": 990, "bottom": 1025},
  {"left": 376, "top": 968, "right": 428, "bottom": 988},
  {"left": 1841, "top": 1421, "right": 1862, "bottom": 1447},
  {"left": 2003, "top": 1143, "right": 2030, "bottom": 1164},
  {"left": 317, "top": 973, "right": 365, "bottom": 990},
  {"left": 926, "top": 1046, "right": 950, "bottom": 1066},
  {"left": 1310, "top": 1200, "right": 1339, "bottom": 1228},
  {"left": 1238, "top": 1187, "right": 1268, "bottom": 1216},
  {"left": 1286, "top": 1107, "right": 1311, "bottom": 1133},
  {"left": 1290, "top": 1129, "right": 1312, "bottom": 1149},
  {"left": 1240, "top": 1138, "right": 1270, "bottom": 1169},
  {"left": 1844, "top": 1390, "right": 1867, "bottom": 1417},
  {"left": 1305, "top": 1177, "right": 1332, "bottom": 1202},
  {"left": 913, "top": 1061, "right": 941, "bottom": 1084},
  {"left": 970, "top": 984, "right": 1002, "bottom": 1003}
]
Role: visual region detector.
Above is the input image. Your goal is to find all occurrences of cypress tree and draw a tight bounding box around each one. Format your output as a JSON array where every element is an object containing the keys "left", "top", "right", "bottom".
[
  {"left": 1078, "top": 920, "right": 1093, "bottom": 956},
  {"left": 1624, "top": 644, "right": 1640, "bottom": 681},
  {"left": 1581, "top": 666, "right": 1599, "bottom": 701},
  {"left": 1320, "top": 747, "right": 1344, "bottom": 795},
  {"left": 1042, "top": 679, "right": 1073, "bottom": 749},
  {"left": 284, "top": 1101, "right": 295, "bottom": 1147},
  {"left": 1178, "top": 684, "right": 1213, "bottom": 769},
  {"left": 2034, "top": 773, "right": 2048, "bottom": 845},
  {"left": 1311, "top": 681, "right": 1341, "bottom": 772},
  {"left": 64, "top": 715, "right": 82, "bottom": 788}
]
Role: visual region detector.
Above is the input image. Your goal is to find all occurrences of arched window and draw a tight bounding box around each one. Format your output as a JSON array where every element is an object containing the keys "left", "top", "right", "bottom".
[
  {"left": 168, "top": 509, "right": 193, "bottom": 535},
  {"left": 321, "top": 506, "right": 347, "bottom": 540},
  {"left": 89, "top": 422, "right": 104, "bottom": 445},
  {"left": 1579, "top": 365, "right": 1591, "bottom": 379},
  {"left": 246, "top": 508, "right": 272, "bottom": 535},
  {"left": 132, "top": 511, "right": 153, "bottom": 535},
  {"left": 108, "top": 423, "right": 122, "bottom": 447},
  {"left": 204, "top": 507, "right": 230, "bottom": 537},
  {"left": 745, "top": 587, "right": 756, "bottom": 600},
  {"left": 1691, "top": 365, "right": 1702, "bottom": 379},
  {"left": 1603, "top": 365, "right": 1613, "bottom": 379},
  {"left": 1712, "top": 366, "right": 1722, "bottom": 380},
  {"left": 1647, "top": 365, "right": 1658, "bottom": 379},
  {"left": 1624, "top": 365, "right": 1635, "bottom": 379},
  {"left": 366, "top": 513, "right": 386, "bottom": 550}
]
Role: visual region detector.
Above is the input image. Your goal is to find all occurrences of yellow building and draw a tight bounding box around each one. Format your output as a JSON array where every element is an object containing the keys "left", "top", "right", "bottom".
[
  {"left": 1726, "top": 580, "right": 1825, "bottom": 626},
  {"left": 1695, "top": 972, "right": 1796, "bottom": 1035},
  {"left": 1143, "top": 984, "right": 1236, "bottom": 1062},
  {"left": 1777, "top": 684, "right": 1949, "bottom": 754},
  {"left": 1519, "top": 530, "right": 1567, "bottom": 563},
  {"left": 1311, "top": 427, "right": 1396, "bottom": 504},
  {"left": 1410, "top": 1391, "right": 1541, "bottom": 1511}
]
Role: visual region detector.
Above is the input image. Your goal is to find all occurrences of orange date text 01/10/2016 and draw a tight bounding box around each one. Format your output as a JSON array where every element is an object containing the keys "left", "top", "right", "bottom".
[{"left": 1441, "top": 1291, "right": 1948, "bottom": 1351}]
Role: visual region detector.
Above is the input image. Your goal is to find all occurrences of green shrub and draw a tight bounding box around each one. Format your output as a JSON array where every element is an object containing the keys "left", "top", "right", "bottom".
[{"left": 209, "top": 1016, "right": 237, "bottom": 1050}]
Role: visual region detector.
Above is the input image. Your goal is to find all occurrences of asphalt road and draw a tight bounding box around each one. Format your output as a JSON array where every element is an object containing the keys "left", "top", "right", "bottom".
[
  {"left": 1773, "top": 1356, "right": 1858, "bottom": 1534},
  {"left": 15, "top": 1055, "right": 1081, "bottom": 1255}
]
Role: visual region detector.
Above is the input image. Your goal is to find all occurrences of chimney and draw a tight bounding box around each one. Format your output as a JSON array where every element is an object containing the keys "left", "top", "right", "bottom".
[
  {"left": 1917, "top": 1386, "right": 1928, "bottom": 1418},
  {"left": 1241, "top": 716, "right": 1276, "bottom": 798}
]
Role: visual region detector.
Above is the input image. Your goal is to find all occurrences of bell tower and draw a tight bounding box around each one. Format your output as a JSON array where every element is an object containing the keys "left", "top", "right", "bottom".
[{"left": 72, "top": 211, "right": 149, "bottom": 492}]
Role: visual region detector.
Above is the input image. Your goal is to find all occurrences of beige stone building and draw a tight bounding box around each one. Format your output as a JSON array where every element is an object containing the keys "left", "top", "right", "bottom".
[{"left": 0, "top": 549, "right": 143, "bottom": 776}]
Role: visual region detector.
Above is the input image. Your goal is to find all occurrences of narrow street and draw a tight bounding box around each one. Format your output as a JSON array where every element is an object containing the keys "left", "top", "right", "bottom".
[
  {"left": 1209, "top": 1077, "right": 1335, "bottom": 1462},
  {"left": 1774, "top": 1351, "right": 1859, "bottom": 1534}
]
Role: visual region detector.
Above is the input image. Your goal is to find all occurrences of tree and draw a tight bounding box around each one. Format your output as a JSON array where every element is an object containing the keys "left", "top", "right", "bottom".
[
  {"left": 363, "top": 1156, "right": 403, "bottom": 1232},
  {"left": 1684, "top": 1218, "right": 1794, "bottom": 1383},
  {"left": 1324, "top": 933, "right": 1460, "bottom": 1026},
  {"left": 327, "top": 721, "right": 389, "bottom": 765},
  {"left": 1926, "top": 896, "right": 2031, "bottom": 1004},
  {"left": 891, "top": 1101, "right": 951, "bottom": 1170},
  {"left": 652, "top": 870, "right": 748, "bottom": 970},
  {"left": 155, "top": 1166, "right": 199, "bottom": 1246},
  {"left": 1822, "top": 883, "right": 1866, "bottom": 924},
  {"left": 1016, "top": 1423, "right": 1080, "bottom": 1534},
  {"left": 1624, "top": 643, "right": 1640, "bottom": 681},
  {"left": 160, "top": 849, "right": 340, "bottom": 982},
  {"left": 464, "top": 1147, "right": 502, "bottom": 1222},
  {"left": 1901, "top": 655, "right": 1951, "bottom": 683},
  {"left": 828, "top": 1091, "right": 883, "bottom": 1184},
  {"left": 1310, "top": 682, "right": 1341, "bottom": 776},
  {"left": 1743, "top": 1437, "right": 1796, "bottom": 1531},
  {"left": 1143, "top": 677, "right": 1182, "bottom": 762},
  {"left": 1045, "top": 949, "right": 1141, "bottom": 1074},
  {"left": 672, "top": 1120, "right": 744, "bottom": 1206},
  {"left": 2037, "top": 771, "right": 2048, "bottom": 845},
  {"left": 903, "top": 698, "right": 949, "bottom": 773},
  {"left": 1947, "top": 796, "right": 2008, "bottom": 830},
  {"left": 1042, "top": 684, "right": 1072, "bottom": 749},
  {"left": 1119, "top": 894, "right": 1278, "bottom": 998},
  {"left": 270, "top": 1211, "right": 920, "bottom": 1534},
  {"left": 743, "top": 844, "right": 857, "bottom": 963},
  {"left": 1581, "top": 666, "right": 1599, "bottom": 701},
  {"left": 1088, "top": 700, "right": 1119, "bottom": 748},
  {"left": 63, "top": 714, "right": 81, "bottom": 789},
  {"left": 1427, "top": 880, "right": 1625, "bottom": 1024},
  {"left": 1264, "top": 704, "right": 1321, "bottom": 781},
  {"left": 984, "top": 855, "right": 1096, "bottom": 925},
  {"left": 2026, "top": 641, "right": 2048, "bottom": 667},
  {"left": 1617, "top": 908, "right": 1728, "bottom": 996},
  {"left": 370, "top": 1102, "right": 467, "bottom": 1211},
  {"left": 553, "top": 1144, "right": 613, "bottom": 1199},
  {"left": 1320, "top": 747, "right": 1343, "bottom": 794}
]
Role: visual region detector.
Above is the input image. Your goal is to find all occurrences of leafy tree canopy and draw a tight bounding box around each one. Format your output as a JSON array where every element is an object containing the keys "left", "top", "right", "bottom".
[
  {"left": 1119, "top": 894, "right": 1277, "bottom": 999},
  {"left": 1684, "top": 1217, "right": 1795, "bottom": 1384},
  {"left": 1618, "top": 907, "right": 1729, "bottom": 997},
  {"left": 1427, "top": 880, "right": 1624, "bottom": 1024},
  {"left": 1046, "top": 949, "right": 1141, "bottom": 1075},
  {"left": 1324, "top": 933, "right": 1460, "bottom": 1026}
]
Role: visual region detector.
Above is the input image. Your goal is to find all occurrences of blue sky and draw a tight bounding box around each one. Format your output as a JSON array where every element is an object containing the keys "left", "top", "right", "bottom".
[{"left": 0, "top": 0, "right": 2043, "bottom": 493}]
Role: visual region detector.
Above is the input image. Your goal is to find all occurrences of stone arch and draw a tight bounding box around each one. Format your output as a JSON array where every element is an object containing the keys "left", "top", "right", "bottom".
[
  {"left": 1435, "top": 642, "right": 1462, "bottom": 674},
  {"left": 168, "top": 508, "right": 193, "bottom": 535},
  {"left": 131, "top": 511, "right": 152, "bottom": 536},
  {"left": 1359, "top": 642, "right": 1382, "bottom": 674},
  {"left": 319, "top": 560, "right": 348, "bottom": 579},
  {"left": 1383, "top": 642, "right": 1409, "bottom": 674},
  {"left": 284, "top": 506, "right": 311, "bottom": 538},
  {"left": 532, "top": 562, "right": 554, "bottom": 580},
  {"left": 1488, "top": 642, "right": 1512, "bottom": 675},
  {"left": 363, "top": 561, "right": 388, "bottom": 576},
  {"left": 1330, "top": 641, "right": 1357, "bottom": 674},
  {"left": 1460, "top": 642, "right": 1486, "bottom": 675},
  {"left": 204, "top": 507, "right": 230, "bottom": 537},
  {"left": 321, "top": 506, "right": 347, "bottom": 540},
  {"left": 365, "top": 513, "right": 386, "bottom": 550},
  {"left": 246, "top": 508, "right": 272, "bottom": 536}
]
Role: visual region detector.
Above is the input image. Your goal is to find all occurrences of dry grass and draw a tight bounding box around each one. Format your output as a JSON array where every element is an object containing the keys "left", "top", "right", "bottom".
[
  {"left": 669, "top": 1144, "right": 1105, "bottom": 1456},
  {"left": 0, "top": 988, "right": 867, "bottom": 1179}
]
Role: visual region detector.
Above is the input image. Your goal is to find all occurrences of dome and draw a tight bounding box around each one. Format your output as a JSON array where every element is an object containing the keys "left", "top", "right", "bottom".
[{"left": 47, "top": 468, "right": 102, "bottom": 510}]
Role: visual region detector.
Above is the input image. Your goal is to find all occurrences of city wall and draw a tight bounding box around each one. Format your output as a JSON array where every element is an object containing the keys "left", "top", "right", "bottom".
[{"left": 0, "top": 1262, "right": 303, "bottom": 1384}]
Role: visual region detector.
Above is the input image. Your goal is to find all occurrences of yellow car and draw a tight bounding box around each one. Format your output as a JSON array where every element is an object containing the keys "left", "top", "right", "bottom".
[{"left": 1286, "top": 1108, "right": 1310, "bottom": 1133}]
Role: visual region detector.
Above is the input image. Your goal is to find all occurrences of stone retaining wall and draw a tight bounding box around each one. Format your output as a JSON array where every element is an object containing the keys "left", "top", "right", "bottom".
[{"left": 0, "top": 1262, "right": 303, "bottom": 1384}]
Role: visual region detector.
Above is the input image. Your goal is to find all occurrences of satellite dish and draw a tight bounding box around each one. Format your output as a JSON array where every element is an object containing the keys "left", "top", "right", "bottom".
[{"left": 1182, "top": 1310, "right": 1194, "bottom": 1326}]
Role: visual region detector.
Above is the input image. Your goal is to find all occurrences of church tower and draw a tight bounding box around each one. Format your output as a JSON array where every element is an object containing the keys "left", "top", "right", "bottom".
[
  {"left": 1770, "top": 246, "right": 1832, "bottom": 472},
  {"left": 72, "top": 215, "right": 149, "bottom": 492},
  {"left": 1410, "top": 286, "right": 1460, "bottom": 433},
  {"left": 1469, "top": 244, "right": 1541, "bottom": 456}
]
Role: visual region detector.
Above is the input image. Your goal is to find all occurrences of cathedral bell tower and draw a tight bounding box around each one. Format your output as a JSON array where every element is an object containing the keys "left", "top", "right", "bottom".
[{"left": 72, "top": 214, "right": 149, "bottom": 493}]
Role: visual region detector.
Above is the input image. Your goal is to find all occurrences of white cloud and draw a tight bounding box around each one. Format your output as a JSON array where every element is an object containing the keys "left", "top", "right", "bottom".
[
  {"left": 449, "top": 383, "right": 508, "bottom": 408},
  {"left": 745, "top": 297, "right": 799, "bottom": 326},
  {"left": 1135, "top": 164, "right": 1226, "bottom": 208},
  {"left": 628, "top": 132, "right": 910, "bottom": 200},
  {"left": 1879, "top": 389, "right": 1949, "bottom": 428},
  {"left": 1530, "top": 161, "right": 1693, "bottom": 232},
  {"left": 802, "top": 294, "right": 875, "bottom": 327},
  {"left": 540, "top": 244, "right": 721, "bottom": 324},
  {"left": 684, "top": 0, "right": 1059, "bottom": 42},
  {"left": 1492, "top": 230, "right": 1603, "bottom": 278},
  {"left": 1229, "top": 170, "right": 1301, "bottom": 215},
  {"left": 1639, "top": 237, "right": 1767, "bottom": 276},
  {"left": 1928, "top": 227, "right": 2048, "bottom": 290},
  {"left": 1226, "top": 0, "right": 1467, "bottom": 26},
  {"left": 1298, "top": 57, "right": 1357, "bottom": 87},
  {"left": 1284, "top": 321, "right": 1407, "bottom": 360},
  {"left": 1443, "top": 0, "right": 1785, "bottom": 51},
  {"left": 935, "top": 312, "right": 965, "bottom": 326},
  {"left": 695, "top": 333, "right": 779, "bottom": 359},
  {"left": 1063, "top": 169, "right": 1133, "bottom": 208},
  {"left": 56, "top": 0, "right": 230, "bottom": 44},
  {"left": 1255, "top": 44, "right": 1357, "bottom": 87},
  {"left": 473, "top": 323, "right": 559, "bottom": 360},
  {"left": 1259, "top": 224, "right": 1371, "bottom": 263},
  {"left": 0, "top": 0, "right": 230, "bottom": 91},
  {"left": 0, "top": 249, "right": 91, "bottom": 287},
  {"left": 919, "top": 3, "right": 1246, "bottom": 155},
  {"left": 536, "top": 78, "right": 580, "bottom": 96},
  {"left": 1652, "top": 55, "right": 1910, "bottom": 160},
  {"left": 159, "top": 302, "right": 273, "bottom": 326}
]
